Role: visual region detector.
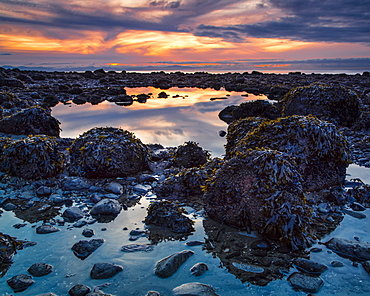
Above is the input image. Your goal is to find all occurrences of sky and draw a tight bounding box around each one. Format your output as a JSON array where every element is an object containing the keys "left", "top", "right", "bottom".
[{"left": 0, "top": 0, "right": 369, "bottom": 72}]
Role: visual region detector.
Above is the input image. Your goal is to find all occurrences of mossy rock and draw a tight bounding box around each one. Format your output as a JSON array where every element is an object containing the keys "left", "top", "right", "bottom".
[
  {"left": 281, "top": 83, "right": 361, "bottom": 127},
  {"left": 69, "top": 127, "right": 150, "bottom": 178},
  {"left": 203, "top": 149, "right": 313, "bottom": 250},
  {"left": 228, "top": 115, "right": 350, "bottom": 191},
  {"left": 173, "top": 141, "right": 210, "bottom": 168},
  {"left": 0, "top": 135, "right": 64, "bottom": 179},
  {"left": 0, "top": 106, "right": 60, "bottom": 136}
]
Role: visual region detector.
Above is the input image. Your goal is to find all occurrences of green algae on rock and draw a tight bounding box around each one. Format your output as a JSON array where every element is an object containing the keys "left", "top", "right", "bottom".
[
  {"left": 228, "top": 115, "right": 350, "bottom": 191},
  {"left": 0, "top": 135, "right": 64, "bottom": 179},
  {"left": 173, "top": 141, "right": 211, "bottom": 168},
  {"left": 203, "top": 149, "right": 313, "bottom": 250},
  {"left": 69, "top": 127, "right": 150, "bottom": 178}
]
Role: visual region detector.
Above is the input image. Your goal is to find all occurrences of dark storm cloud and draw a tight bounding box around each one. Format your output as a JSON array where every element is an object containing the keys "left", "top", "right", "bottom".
[{"left": 195, "top": 0, "right": 370, "bottom": 43}]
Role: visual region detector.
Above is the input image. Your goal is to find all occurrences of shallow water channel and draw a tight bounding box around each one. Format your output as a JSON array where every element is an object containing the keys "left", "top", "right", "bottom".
[{"left": 1, "top": 87, "right": 370, "bottom": 295}]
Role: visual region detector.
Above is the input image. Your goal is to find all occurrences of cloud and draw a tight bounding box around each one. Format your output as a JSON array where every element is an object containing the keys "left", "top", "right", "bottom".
[{"left": 194, "top": 0, "right": 370, "bottom": 43}]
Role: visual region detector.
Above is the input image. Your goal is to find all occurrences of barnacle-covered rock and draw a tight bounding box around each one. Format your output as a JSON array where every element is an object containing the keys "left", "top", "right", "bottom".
[
  {"left": 225, "top": 117, "right": 268, "bottom": 155},
  {"left": 281, "top": 83, "right": 361, "bottom": 127},
  {"left": 203, "top": 149, "right": 313, "bottom": 250},
  {"left": 228, "top": 115, "right": 350, "bottom": 191},
  {"left": 173, "top": 141, "right": 210, "bottom": 168},
  {"left": 69, "top": 127, "right": 150, "bottom": 178},
  {"left": 218, "top": 100, "right": 280, "bottom": 124},
  {"left": 0, "top": 106, "right": 60, "bottom": 136},
  {"left": 144, "top": 200, "right": 195, "bottom": 234},
  {"left": 0, "top": 135, "right": 64, "bottom": 179}
]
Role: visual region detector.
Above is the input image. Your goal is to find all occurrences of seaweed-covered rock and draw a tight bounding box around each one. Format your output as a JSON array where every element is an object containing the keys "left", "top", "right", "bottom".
[
  {"left": 228, "top": 115, "right": 350, "bottom": 191},
  {"left": 225, "top": 117, "right": 268, "bottom": 155},
  {"left": 0, "top": 92, "right": 28, "bottom": 109},
  {"left": 155, "top": 159, "right": 223, "bottom": 200},
  {"left": 0, "top": 233, "right": 23, "bottom": 266},
  {"left": 145, "top": 200, "right": 195, "bottom": 233},
  {"left": 219, "top": 100, "right": 280, "bottom": 124},
  {"left": 173, "top": 141, "right": 210, "bottom": 168},
  {"left": 0, "top": 135, "right": 64, "bottom": 179},
  {"left": 281, "top": 83, "right": 361, "bottom": 127},
  {"left": 203, "top": 149, "right": 313, "bottom": 250},
  {"left": 0, "top": 106, "right": 60, "bottom": 136},
  {"left": 69, "top": 127, "right": 150, "bottom": 178}
]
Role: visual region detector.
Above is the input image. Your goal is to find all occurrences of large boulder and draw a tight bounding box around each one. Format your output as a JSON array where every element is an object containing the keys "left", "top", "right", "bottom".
[
  {"left": 203, "top": 149, "right": 313, "bottom": 250},
  {"left": 69, "top": 127, "right": 150, "bottom": 178},
  {"left": 0, "top": 106, "right": 60, "bottom": 136},
  {"left": 0, "top": 135, "right": 64, "bottom": 179},
  {"left": 281, "top": 83, "right": 361, "bottom": 127},
  {"left": 227, "top": 115, "right": 350, "bottom": 191}
]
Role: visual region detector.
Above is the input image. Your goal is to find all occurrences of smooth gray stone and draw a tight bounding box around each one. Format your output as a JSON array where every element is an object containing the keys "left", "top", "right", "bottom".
[
  {"left": 288, "top": 272, "right": 324, "bottom": 293},
  {"left": 36, "top": 225, "right": 60, "bottom": 234},
  {"left": 173, "top": 282, "right": 219, "bottom": 296},
  {"left": 155, "top": 250, "right": 194, "bottom": 278},
  {"left": 90, "top": 262, "right": 123, "bottom": 279}
]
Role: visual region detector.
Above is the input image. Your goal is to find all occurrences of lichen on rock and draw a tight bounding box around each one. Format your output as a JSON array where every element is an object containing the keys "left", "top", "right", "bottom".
[{"left": 69, "top": 127, "right": 150, "bottom": 178}]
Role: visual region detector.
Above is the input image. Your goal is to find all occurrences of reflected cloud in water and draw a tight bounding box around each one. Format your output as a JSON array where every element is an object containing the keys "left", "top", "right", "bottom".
[{"left": 52, "top": 87, "right": 266, "bottom": 157}]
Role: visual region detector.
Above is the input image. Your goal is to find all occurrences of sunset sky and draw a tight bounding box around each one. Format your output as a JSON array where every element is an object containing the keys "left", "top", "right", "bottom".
[{"left": 0, "top": 0, "right": 369, "bottom": 72}]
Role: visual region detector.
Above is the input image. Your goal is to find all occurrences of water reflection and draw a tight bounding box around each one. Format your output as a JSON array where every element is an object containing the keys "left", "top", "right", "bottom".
[{"left": 52, "top": 87, "right": 267, "bottom": 157}]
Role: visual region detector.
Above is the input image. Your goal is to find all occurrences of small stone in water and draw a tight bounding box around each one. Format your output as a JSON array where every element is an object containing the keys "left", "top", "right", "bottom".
[
  {"left": 68, "top": 283, "right": 91, "bottom": 296},
  {"left": 288, "top": 272, "right": 324, "bottom": 293},
  {"left": 310, "top": 247, "right": 323, "bottom": 253},
  {"left": 190, "top": 263, "right": 208, "bottom": 276},
  {"left": 36, "top": 225, "right": 60, "bottom": 234},
  {"left": 331, "top": 261, "right": 344, "bottom": 267},
  {"left": 82, "top": 228, "right": 95, "bottom": 237},
  {"left": 186, "top": 241, "right": 205, "bottom": 246},
  {"left": 27, "top": 263, "right": 53, "bottom": 277},
  {"left": 7, "top": 274, "right": 35, "bottom": 292}
]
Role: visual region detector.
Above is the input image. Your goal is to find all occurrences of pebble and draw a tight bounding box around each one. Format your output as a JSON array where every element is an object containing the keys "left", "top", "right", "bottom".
[
  {"left": 82, "top": 228, "right": 95, "bottom": 237},
  {"left": 173, "top": 282, "right": 219, "bottom": 296},
  {"left": 121, "top": 243, "right": 154, "bottom": 252},
  {"left": 90, "top": 198, "right": 122, "bottom": 216},
  {"left": 72, "top": 239, "right": 105, "bottom": 260},
  {"left": 190, "top": 263, "right": 209, "bottom": 276},
  {"left": 36, "top": 225, "right": 61, "bottom": 234},
  {"left": 27, "top": 262, "right": 53, "bottom": 277},
  {"left": 155, "top": 250, "right": 194, "bottom": 278},
  {"left": 293, "top": 258, "right": 328, "bottom": 275},
  {"left": 104, "top": 182, "right": 124, "bottom": 195},
  {"left": 288, "top": 272, "right": 324, "bottom": 293},
  {"left": 36, "top": 186, "right": 52, "bottom": 196},
  {"left": 7, "top": 274, "right": 35, "bottom": 292},
  {"left": 186, "top": 241, "right": 205, "bottom": 246},
  {"left": 90, "top": 262, "right": 123, "bottom": 279},
  {"left": 68, "top": 284, "right": 91, "bottom": 296},
  {"left": 62, "top": 206, "right": 85, "bottom": 221},
  {"left": 330, "top": 260, "right": 344, "bottom": 267},
  {"left": 133, "top": 184, "right": 152, "bottom": 194}
]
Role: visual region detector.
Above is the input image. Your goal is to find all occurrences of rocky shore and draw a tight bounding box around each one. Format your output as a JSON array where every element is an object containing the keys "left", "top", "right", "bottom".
[{"left": 1, "top": 67, "right": 370, "bottom": 295}]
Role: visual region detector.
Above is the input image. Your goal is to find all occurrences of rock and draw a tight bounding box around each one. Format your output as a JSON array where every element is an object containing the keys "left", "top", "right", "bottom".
[
  {"left": 331, "top": 260, "right": 344, "bottom": 267},
  {"left": 173, "top": 141, "right": 210, "bottom": 168},
  {"left": 361, "top": 261, "right": 370, "bottom": 275},
  {"left": 27, "top": 262, "right": 53, "bottom": 277},
  {"left": 145, "top": 200, "right": 195, "bottom": 233},
  {"left": 0, "top": 232, "right": 20, "bottom": 263},
  {"left": 36, "top": 225, "right": 61, "bottom": 234},
  {"left": 173, "top": 282, "right": 219, "bottom": 296},
  {"left": 218, "top": 130, "right": 226, "bottom": 137},
  {"left": 69, "top": 127, "right": 150, "bottom": 178},
  {"left": 82, "top": 228, "right": 95, "bottom": 237},
  {"left": 36, "top": 186, "right": 52, "bottom": 196},
  {"left": 190, "top": 263, "right": 209, "bottom": 276},
  {"left": 90, "top": 198, "right": 122, "bottom": 216},
  {"left": 90, "top": 262, "right": 123, "bottom": 279},
  {"left": 145, "top": 291, "right": 160, "bottom": 296},
  {"left": 121, "top": 243, "right": 154, "bottom": 252},
  {"left": 71, "top": 239, "right": 105, "bottom": 260},
  {"left": 342, "top": 208, "right": 367, "bottom": 219},
  {"left": 68, "top": 284, "right": 91, "bottom": 296},
  {"left": 219, "top": 100, "right": 280, "bottom": 124},
  {"left": 62, "top": 206, "right": 85, "bottom": 221},
  {"left": 281, "top": 83, "right": 361, "bottom": 127},
  {"left": 133, "top": 184, "right": 152, "bottom": 195},
  {"left": 323, "top": 237, "right": 370, "bottom": 261},
  {"left": 0, "top": 106, "right": 60, "bottom": 136},
  {"left": 62, "top": 177, "right": 91, "bottom": 191},
  {"left": 204, "top": 149, "right": 313, "bottom": 250},
  {"left": 0, "top": 135, "right": 64, "bottom": 179},
  {"left": 186, "top": 241, "right": 205, "bottom": 246},
  {"left": 104, "top": 182, "right": 124, "bottom": 195},
  {"left": 227, "top": 115, "right": 350, "bottom": 191},
  {"left": 287, "top": 272, "right": 324, "bottom": 293},
  {"left": 7, "top": 274, "right": 35, "bottom": 292},
  {"left": 36, "top": 293, "right": 57, "bottom": 296},
  {"left": 154, "top": 250, "right": 194, "bottom": 278},
  {"left": 293, "top": 258, "right": 328, "bottom": 274}
]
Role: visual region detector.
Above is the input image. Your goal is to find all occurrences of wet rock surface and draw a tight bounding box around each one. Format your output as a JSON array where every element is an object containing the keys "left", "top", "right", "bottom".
[
  {"left": 90, "top": 262, "right": 123, "bottom": 279},
  {"left": 172, "top": 282, "right": 219, "bottom": 296},
  {"left": 7, "top": 274, "right": 35, "bottom": 292},
  {"left": 71, "top": 239, "right": 105, "bottom": 260},
  {"left": 154, "top": 250, "right": 194, "bottom": 278},
  {"left": 287, "top": 272, "right": 324, "bottom": 293},
  {"left": 27, "top": 262, "right": 53, "bottom": 277}
]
